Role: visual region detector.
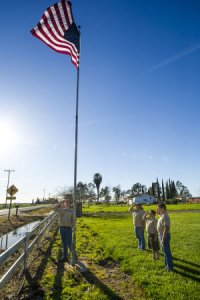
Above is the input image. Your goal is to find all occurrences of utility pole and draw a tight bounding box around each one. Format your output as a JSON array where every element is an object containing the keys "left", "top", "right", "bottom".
[{"left": 4, "top": 169, "right": 15, "bottom": 208}]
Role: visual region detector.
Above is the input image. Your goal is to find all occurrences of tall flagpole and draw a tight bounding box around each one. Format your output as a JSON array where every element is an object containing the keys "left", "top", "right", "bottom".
[{"left": 72, "top": 26, "right": 81, "bottom": 266}]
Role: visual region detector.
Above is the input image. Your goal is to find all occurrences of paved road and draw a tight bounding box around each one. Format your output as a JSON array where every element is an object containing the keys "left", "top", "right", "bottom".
[{"left": 0, "top": 205, "right": 50, "bottom": 216}]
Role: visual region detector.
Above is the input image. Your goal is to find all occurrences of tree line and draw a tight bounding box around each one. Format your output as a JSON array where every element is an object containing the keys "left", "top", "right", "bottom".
[{"left": 55, "top": 173, "right": 192, "bottom": 204}]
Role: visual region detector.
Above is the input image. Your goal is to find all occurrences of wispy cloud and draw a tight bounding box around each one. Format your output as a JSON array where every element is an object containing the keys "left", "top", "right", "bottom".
[{"left": 143, "top": 43, "right": 200, "bottom": 74}]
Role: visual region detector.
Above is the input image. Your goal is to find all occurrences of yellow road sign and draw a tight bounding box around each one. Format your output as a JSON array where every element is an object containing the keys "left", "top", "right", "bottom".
[{"left": 7, "top": 185, "right": 18, "bottom": 196}]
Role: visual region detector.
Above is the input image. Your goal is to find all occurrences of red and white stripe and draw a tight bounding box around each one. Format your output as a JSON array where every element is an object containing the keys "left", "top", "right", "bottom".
[{"left": 31, "top": 0, "right": 79, "bottom": 67}]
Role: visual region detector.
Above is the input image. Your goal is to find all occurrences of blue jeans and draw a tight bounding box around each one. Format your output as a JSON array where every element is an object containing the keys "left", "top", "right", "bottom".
[
  {"left": 160, "top": 233, "right": 173, "bottom": 271},
  {"left": 134, "top": 226, "right": 145, "bottom": 250},
  {"left": 60, "top": 226, "right": 72, "bottom": 259}
]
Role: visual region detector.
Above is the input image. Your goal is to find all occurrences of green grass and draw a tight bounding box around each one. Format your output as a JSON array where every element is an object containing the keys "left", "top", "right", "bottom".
[
  {"left": 81, "top": 210, "right": 200, "bottom": 299},
  {"left": 83, "top": 203, "right": 200, "bottom": 213},
  {"left": 13, "top": 204, "right": 199, "bottom": 299},
  {"left": 39, "top": 224, "right": 123, "bottom": 300},
  {"left": 35, "top": 217, "right": 144, "bottom": 299}
]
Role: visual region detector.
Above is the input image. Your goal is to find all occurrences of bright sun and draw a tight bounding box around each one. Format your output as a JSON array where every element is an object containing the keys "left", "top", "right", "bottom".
[{"left": 0, "top": 120, "right": 20, "bottom": 157}]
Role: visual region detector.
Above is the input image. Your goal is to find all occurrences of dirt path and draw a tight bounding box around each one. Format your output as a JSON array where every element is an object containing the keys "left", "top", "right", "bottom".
[
  {"left": 83, "top": 258, "right": 145, "bottom": 300},
  {"left": 16, "top": 257, "right": 145, "bottom": 300}
]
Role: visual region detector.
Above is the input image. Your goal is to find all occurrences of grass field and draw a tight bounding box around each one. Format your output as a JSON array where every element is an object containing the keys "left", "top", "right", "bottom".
[
  {"left": 80, "top": 209, "right": 200, "bottom": 299},
  {"left": 2, "top": 205, "right": 199, "bottom": 299},
  {"left": 83, "top": 203, "right": 200, "bottom": 213}
]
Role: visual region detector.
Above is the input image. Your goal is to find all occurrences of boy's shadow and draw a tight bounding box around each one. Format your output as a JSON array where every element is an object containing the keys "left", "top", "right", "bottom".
[
  {"left": 150, "top": 250, "right": 200, "bottom": 282},
  {"left": 173, "top": 257, "right": 200, "bottom": 282}
]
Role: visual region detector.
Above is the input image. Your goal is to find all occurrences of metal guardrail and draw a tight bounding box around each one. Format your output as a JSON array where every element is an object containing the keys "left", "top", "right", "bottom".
[{"left": 0, "top": 212, "right": 58, "bottom": 290}]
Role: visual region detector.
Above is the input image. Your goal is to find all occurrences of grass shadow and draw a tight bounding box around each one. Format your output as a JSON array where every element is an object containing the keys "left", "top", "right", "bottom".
[
  {"left": 84, "top": 269, "right": 123, "bottom": 299},
  {"left": 173, "top": 262, "right": 200, "bottom": 282},
  {"left": 173, "top": 257, "right": 200, "bottom": 269},
  {"left": 50, "top": 259, "right": 65, "bottom": 300},
  {"left": 173, "top": 269, "right": 200, "bottom": 282},
  {"left": 20, "top": 226, "right": 59, "bottom": 297},
  {"left": 158, "top": 252, "right": 200, "bottom": 282}
]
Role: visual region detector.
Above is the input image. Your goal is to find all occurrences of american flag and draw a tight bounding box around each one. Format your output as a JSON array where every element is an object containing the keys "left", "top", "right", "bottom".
[{"left": 31, "top": 0, "right": 80, "bottom": 68}]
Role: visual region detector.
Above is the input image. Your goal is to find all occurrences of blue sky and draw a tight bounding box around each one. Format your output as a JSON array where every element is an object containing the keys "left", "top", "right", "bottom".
[{"left": 0, "top": 0, "right": 200, "bottom": 202}]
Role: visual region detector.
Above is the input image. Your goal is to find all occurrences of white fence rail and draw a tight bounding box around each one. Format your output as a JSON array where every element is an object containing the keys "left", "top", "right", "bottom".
[{"left": 0, "top": 212, "right": 58, "bottom": 290}]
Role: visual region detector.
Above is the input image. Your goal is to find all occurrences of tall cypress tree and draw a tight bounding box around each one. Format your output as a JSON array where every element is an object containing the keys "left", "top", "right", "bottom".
[
  {"left": 168, "top": 178, "right": 172, "bottom": 199},
  {"left": 171, "top": 181, "right": 177, "bottom": 198},
  {"left": 156, "top": 178, "right": 161, "bottom": 202},
  {"left": 162, "top": 179, "right": 165, "bottom": 203},
  {"left": 166, "top": 181, "right": 170, "bottom": 199},
  {"left": 152, "top": 182, "right": 155, "bottom": 197}
]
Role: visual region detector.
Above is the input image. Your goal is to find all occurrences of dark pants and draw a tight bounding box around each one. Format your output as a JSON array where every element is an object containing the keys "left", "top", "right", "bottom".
[
  {"left": 160, "top": 233, "right": 173, "bottom": 271},
  {"left": 60, "top": 226, "right": 72, "bottom": 259},
  {"left": 134, "top": 226, "right": 145, "bottom": 250},
  {"left": 148, "top": 234, "right": 160, "bottom": 251}
]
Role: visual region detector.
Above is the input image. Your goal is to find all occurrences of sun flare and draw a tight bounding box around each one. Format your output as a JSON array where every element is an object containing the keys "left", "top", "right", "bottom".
[{"left": 0, "top": 120, "right": 20, "bottom": 157}]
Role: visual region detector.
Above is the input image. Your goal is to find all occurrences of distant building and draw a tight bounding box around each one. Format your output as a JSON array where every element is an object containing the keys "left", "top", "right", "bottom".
[
  {"left": 175, "top": 196, "right": 187, "bottom": 203},
  {"left": 187, "top": 197, "right": 200, "bottom": 204},
  {"left": 128, "top": 193, "right": 156, "bottom": 205}
]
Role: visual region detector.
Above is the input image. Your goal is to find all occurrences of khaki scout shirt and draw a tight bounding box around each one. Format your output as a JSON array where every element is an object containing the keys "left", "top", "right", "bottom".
[
  {"left": 157, "top": 212, "right": 170, "bottom": 234},
  {"left": 132, "top": 209, "right": 145, "bottom": 227},
  {"left": 53, "top": 207, "right": 74, "bottom": 227},
  {"left": 142, "top": 215, "right": 158, "bottom": 234}
]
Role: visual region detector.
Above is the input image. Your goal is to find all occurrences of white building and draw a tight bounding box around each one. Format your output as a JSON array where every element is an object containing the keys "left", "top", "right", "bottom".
[{"left": 128, "top": 193, "right": 156, "bottom": 205}]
